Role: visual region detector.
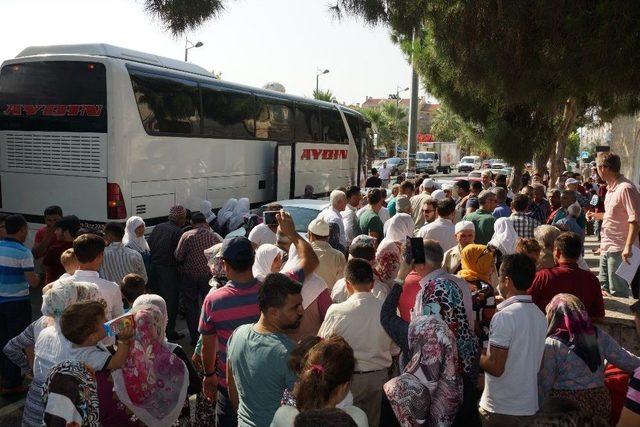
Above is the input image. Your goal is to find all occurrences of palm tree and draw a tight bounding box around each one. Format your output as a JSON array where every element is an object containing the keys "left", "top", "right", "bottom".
[{"left": 313, "top": 89, "right": 334, "bottom": 102}]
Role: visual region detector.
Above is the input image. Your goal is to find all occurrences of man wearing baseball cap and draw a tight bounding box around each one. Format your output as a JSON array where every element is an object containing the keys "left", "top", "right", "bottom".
[
  {"left": 565, "top": 177, "right": 590, "bottom": 207},
  {"left": 307, "top": 218, "right": 346, "bottom": 290}
]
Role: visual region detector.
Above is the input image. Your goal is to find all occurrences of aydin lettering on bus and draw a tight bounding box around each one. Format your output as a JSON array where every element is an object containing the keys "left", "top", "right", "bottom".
[
  {"left": 2, "top": 104, "right": 104, "bottom": 117},
  {"left": 300, "top": 149, "right": 348, "bottom": 161}
]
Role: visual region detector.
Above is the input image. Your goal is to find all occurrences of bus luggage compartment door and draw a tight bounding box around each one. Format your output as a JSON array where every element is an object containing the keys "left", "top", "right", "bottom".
[{"left": 275, "top": 144, "right": 293, "bottom": 200}]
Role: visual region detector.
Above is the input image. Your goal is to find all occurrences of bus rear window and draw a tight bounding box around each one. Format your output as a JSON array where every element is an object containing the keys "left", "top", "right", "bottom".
[{"left": 0, "top": 61, "right": 107, "bottom": 132}]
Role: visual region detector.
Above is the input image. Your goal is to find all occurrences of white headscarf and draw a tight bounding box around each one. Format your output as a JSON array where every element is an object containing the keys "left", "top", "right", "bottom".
[
  {"left": 132, "top": 294, "right": 179, "bottom": 351},
  {"left": 488, "top": 217, "right": 518, "bottom": 255},
  {"left": 228, "top": 198, "right": 250, "bottom": 231},
  {"left": 216, "top": 198, "right": 238, "bottom": 229},
  {"left": 200, "top": 200, "right": 216, "bottom": 224},
  {"left": 383, "top": 213, "right": 414, "bottom": 243},
  {"left": 123, "top": 216, "right": 149, "bottom": 253},
  {"left": 252, "top": 244, "right": 283, "bottom": 282},
  {"left": 281, "top": 244, "right": 328, "bottom": 310}
]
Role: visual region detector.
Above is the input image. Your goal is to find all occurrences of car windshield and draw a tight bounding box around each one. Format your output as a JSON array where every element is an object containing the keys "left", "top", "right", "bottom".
[
  {"left": 282, "top": 207, "right": 323, "bottom": 233},
  {"left": 461, "top": 157, "right": 474, "bottom": 163},
  {"left": 417, "top": 152, "right": 435, "bottom": 160}
]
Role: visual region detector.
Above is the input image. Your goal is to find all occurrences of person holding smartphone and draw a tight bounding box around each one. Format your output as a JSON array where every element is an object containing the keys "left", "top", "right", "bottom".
[{"left": 248, "top": 203, "right": 282, "bottom": 248}]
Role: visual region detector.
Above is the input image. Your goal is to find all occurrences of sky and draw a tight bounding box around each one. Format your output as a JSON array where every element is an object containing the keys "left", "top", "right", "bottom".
[{"left": 0, "top": 0, "right": 430, "bottom": 105}]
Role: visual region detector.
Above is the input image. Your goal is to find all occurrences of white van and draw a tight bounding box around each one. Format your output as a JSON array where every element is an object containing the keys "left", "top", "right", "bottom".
[{"left": 457, "top": 155, "right": 481, "bottom": 172}]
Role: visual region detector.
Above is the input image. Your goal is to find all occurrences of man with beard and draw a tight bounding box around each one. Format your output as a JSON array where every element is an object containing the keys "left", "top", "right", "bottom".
[
  {"left": 318, "top": 258, "right": 397, "bottom": 427},
  {"left": 226, "top": 272, "right": 304, "bottom": 427}
]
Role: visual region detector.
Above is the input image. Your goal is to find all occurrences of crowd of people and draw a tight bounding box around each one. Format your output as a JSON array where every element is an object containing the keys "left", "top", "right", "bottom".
[{"left": 1, "top": 152, "right": 640, "bottom": 426}]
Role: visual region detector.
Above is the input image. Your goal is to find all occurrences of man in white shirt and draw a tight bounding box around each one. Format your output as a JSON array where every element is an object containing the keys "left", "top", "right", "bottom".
[
  {"left": 248, "top": 203, "right": 282, "bottom": 248},
  {"left": 307, "top": 218, "right": 346, "bottom": 291},
  {"left": 319, "top": 258, "right": 397, "bottom": 427},
  {"left": 317, "top": 190, "right": 348, "bottom": 248},
  {"left": 416, "top": 198, "right": 457, "bottom": 251},
  {"left": 100, "top": 222, "right": 147, "bottom": 285},
  {"left": 377, "top": 161, "right": 392, "bottom": 186},
  {"left": 71, "top": 233, "right": 124, "bottom": 346},
  {"left": 342, "top": 186, "right": 362, "bottom": 246},
  {"left": 479, "top": 253, "right": 546, "bottom": 425},
  {"left": 410, "top": 179, "right": 437, "bottom": 229}
]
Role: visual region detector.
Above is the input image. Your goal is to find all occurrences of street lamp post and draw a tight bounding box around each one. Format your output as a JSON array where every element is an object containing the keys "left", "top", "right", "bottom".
[
  {"left": 184, "top": 39, "right": 204, "bottom": 62},
  {"left": 316, "top": 68, "right": 329, "bottom": 95},
  {"left": 389, "top": 86, "right": 409, "bottom": 156}
]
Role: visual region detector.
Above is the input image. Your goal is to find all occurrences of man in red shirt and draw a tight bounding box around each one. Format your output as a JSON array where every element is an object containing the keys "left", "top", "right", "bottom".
[
  {"left": 32, "top": 206, "right": 63, "bottom": 268},
  {"left": 42, "top": 215, "right": 80, "bottom": 285},
  {"left": 528, "top": 232, "right": 604, "bottom": 321}
]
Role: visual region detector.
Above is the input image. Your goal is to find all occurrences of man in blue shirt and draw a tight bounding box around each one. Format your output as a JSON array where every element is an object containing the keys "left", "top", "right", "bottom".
[
  {"left": 492, "top": 187, "right": 512, "bottom": 219},
  {"left": 0, "top": 215, "right": 39, "bottom": 393}
]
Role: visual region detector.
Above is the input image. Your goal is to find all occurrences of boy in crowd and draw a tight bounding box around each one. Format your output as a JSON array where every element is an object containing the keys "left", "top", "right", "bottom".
[
  {"left": 60, "top": 300, "right": 134, "bottom": 371},
  {"left": 479, "top": 253, "right": 546, "bottom": 425},
  {"left": 121, "top": 273, "right": 147, "bottom": 310}
]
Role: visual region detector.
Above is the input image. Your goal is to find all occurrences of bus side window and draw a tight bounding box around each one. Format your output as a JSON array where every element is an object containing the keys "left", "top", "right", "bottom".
[
  {"left": 255, "top": 101, "right": 293, "bottom": 141},
  {"left": 201, "top": 86, "right": 255, "bottom": 139},
  {"left": 321, "top": 108, "right": 348, "bottom": 144},
  {"left": 294, "top": 104, "right": 321, "bottom": 142},
  {"left": 129, "top": 71, "right": 200, "bottom": 135}
]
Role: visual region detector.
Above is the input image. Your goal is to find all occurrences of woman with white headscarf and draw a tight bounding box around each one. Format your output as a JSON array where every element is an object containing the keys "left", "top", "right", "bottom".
[
  {"left": 216, "top": 198, "right": 238, "bottom": 235},
  {"left": 200, "top": 200, "right": 217, "bottom": 228},
  {"left": 123, "top": 216, "right": 151, "bottom": 276},
  {"left": 252, "top": 244, "right": 285, "bottom": 282},
  {"left": 228, "top": 197, "right": 250, "bottom": 232},
  {"left": 376, "top": 213, "right": 414, "bottom": 288},
  {"left": 488, "top": 217, "right": 518, "bottom": 256}
]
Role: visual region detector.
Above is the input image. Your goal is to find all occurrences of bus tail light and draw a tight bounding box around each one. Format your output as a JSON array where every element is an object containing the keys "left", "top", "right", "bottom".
[{"left": 107, "top": 183, "right": 127, "bottom": 219}]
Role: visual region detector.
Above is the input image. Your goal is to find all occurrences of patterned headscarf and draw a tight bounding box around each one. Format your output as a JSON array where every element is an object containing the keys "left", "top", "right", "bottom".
[
  {"left": 458, "top": 244, "right": 494, "bottom": 284},
  {"left": 546, "top": 293, "right": 601, "bottom": 372},
  {"left": 384, "top": 315, "right": 463, "bottom": 426},
  {"left": 112, "top": 305, "right": 188, "bottom": 427},
  {"left": 204, "top": 243, "right": 225, "bottom": 278},
  {"left": 42, "top": 279, "right": 102, "bottom": 319},
  {"left": 43, "top": 360, "right": 99, "bottom": 426},
  {"left": 420, "top": 277, "right": 478, "bottom": 375},
  {"left": 168, "top": 205, "right": 186, "bottom": 222},
  {"left": 132, "top": 294, "right": 169, "bottom": 343}
]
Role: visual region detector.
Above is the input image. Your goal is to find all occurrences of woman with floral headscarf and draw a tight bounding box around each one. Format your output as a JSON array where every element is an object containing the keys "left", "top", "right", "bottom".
[
  {"left": 22, "top": 280, "right": 102, "bottom": 426},
  {"left": 457, "top": 244, "right": 496, "bottom": 343},
  {"left": 539, "top": 293, "right": 640, "bottom": 422},
  {"left": 375, "top": 213, "right": 414, "bottom": 288},
  {"left": 384, "top": 310, "right": 463, "bottom": 427}
]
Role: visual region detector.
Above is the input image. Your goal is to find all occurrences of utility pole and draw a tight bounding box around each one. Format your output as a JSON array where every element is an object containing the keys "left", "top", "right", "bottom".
[
  {"left": 389, "top": 86, "right": 409, "bottom": 157},
  {"left": 406, "top": 28, "right": 420, "bottom": 177}
]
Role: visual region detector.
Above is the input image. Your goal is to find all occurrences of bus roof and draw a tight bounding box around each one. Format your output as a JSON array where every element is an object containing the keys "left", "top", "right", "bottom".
[
  {"left": 15, "top": 43, "right": 212, "bottom": 78},
  {"left": 12, "top": 43, "right": 364, "bottom": 118}
]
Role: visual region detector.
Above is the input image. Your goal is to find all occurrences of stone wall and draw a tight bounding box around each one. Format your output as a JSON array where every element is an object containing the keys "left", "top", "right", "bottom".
[{"left": 610, "top": 114, "right": 640, "bottom": 185}]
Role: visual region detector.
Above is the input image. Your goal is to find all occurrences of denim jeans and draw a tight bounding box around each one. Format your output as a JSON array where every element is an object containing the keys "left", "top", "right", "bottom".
[
  {"left": 599, "top": 251, "right": 630, "bottom": 297},
  {"left": 0, "top": 299, "right": 32, "bottom": 388}
]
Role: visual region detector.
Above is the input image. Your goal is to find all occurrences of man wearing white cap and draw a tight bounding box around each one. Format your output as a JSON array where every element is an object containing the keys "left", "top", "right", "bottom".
[
  {"left": 416, "top": 198, "right": 457, "bottom": 251},
  {"left": 410, "top": 179, "right": 437, "bottom": 229},
  {"left": 565, "top": 177, "right": 589, "bottom": 208},
  {"left": 443, "top": 220, "right": 476, "bottom": 274},
  {"left": 307, "top": 218, "right": 347, "bottom": 290}
]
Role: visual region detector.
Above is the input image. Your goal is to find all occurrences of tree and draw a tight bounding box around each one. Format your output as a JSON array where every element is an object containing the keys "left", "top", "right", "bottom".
[
  {"left": 358, "top": 104, "right": 407, "bottom": 157},
  {"left": 313, "top": 89, "right": 334, "bottom": 102}
]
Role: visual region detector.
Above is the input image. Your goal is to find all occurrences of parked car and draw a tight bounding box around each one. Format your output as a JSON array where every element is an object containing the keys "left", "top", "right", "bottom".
[
  {"left": 257, "top": 199, "right": 328, "bottom": 234},
  {"left": 457, "top": 155, "right": 482, "bottom": 172}
]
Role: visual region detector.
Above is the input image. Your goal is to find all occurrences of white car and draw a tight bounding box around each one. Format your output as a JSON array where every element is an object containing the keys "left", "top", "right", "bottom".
[
  {"left": 457, "top": 156, "right": 482, "bottom": 172},
  {"left": 257, "top": 199, "right": 329, "bottom": 234}
]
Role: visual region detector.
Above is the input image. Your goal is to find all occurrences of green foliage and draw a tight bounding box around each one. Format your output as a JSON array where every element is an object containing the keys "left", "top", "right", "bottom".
[
  {"left": 358, "top": 102, "right": 408, "bottom": 156},
  {"left": 143, "top": 0, "right": 225, "bottom": 35},
  {"left": 313, "top": 89, "right": 334, "bottom": 102},
  {"left": 565, "top": 131, "right": 580, "bottom": 161}
]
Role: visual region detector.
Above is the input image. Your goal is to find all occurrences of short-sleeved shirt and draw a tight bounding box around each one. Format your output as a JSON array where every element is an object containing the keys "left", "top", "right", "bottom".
[
  {"left": 198, "top": 278, "right": 261, "bottom": 388},
  {"left": 463, "top": 209, "right": 496, "bottom": 245},
  {"left": 528, "top": 262, "right": 605, "bottom": 319},
  {"left": 69, "top": 344, "right": 112, "bottom": 371},
  {"left": 0, "top": 238, "right": 35, "bottom": 303},
  {"left": 174, "top": 226, "right": 222, "bottom": 279},
  {"left": 479, "top": 295, "right": 547, "bottom": 416},
  {"left": 34, "top": 227, "right": 58, "bottom": 258},
  {"left": 601, "top": 176, "right": 640, "bottom": 253},
  {"left": 227, "top": 323, "right": 297, "bottom": 427},
  {"left": 365, "top": 176, "right": 382, "bottom": 188},
  {"left": 358, "top": 208, "right": 384, "bottom": 237},
  {"left": 510, "top": 212, "right": 540, "bottom": 239}
]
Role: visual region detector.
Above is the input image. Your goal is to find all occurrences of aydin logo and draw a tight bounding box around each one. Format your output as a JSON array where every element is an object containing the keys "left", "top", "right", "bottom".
[
  {"left": 2, "top": 104, "right": 104, "bottom": 117},
  {"left": 300, "top": 149, "right": 348, "bottom": 160}
]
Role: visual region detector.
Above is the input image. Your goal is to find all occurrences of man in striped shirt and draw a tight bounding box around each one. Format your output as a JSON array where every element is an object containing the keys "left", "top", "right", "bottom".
[
  {"left": 0, "top": 215, "right": 39, "bottom": 393},
  {"left": 100, "top": 222, "right": 147, "bottom": 285}
]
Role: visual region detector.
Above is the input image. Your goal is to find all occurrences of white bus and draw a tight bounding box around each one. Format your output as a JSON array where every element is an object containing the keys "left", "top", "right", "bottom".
[{"left": 0, "top": 44, "right": 371, "bottom": 231}]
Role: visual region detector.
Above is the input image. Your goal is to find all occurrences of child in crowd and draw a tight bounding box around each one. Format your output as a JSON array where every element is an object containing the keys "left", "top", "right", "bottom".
[
  {"left": 60, "top": 301, "right": 134, "bottom": 371},
  {"left": 41, "top": 249, "right": 78, "bottom": 294},
  {"left": 120, "top": 273, "right": 146, "bottom": 311},
  {"left": 516, "top": 238, "right": 541, "bottom": 265}
]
